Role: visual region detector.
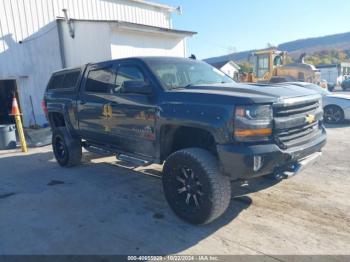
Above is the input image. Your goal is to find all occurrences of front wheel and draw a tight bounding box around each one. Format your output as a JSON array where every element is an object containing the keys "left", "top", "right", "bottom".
[
  {"left": 324, "top": 105, "right": 344, "bottom": 124},
  {"left": 52, "top": 127, "right": 82, "bottom": 167},
  {"left": 162, "top": 148, "right": 231, "bottom": 224}
]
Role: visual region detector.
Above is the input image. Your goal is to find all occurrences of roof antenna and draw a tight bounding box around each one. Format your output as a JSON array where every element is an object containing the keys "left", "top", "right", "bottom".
[
  {"left": 62, "top": 9, "right": 75, "bottom": 38},
  {"left": 189, "top": 54, "right": 196, "bottom": 60},
  {"left": 176, "top": 6, "right": 182, "bottom": 15}
]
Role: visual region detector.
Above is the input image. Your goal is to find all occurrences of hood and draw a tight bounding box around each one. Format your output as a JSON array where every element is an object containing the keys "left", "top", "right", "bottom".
[
  {"left": 327, "top": 93, "right": 350, "bottom": 100},
  {"left": 169, "top": 83, "right": 320, "bottom": 104}
]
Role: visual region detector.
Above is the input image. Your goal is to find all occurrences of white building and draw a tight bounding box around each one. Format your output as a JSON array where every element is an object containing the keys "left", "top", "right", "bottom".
[
  {"left": 316, "top": 63, "right": 350, "bottom": 89},
  {"left": 207, "top": 60, "right": 240, "bottom": 81},
  {"left": 0, "top": 0, "right": 195, "bottom": 127}
]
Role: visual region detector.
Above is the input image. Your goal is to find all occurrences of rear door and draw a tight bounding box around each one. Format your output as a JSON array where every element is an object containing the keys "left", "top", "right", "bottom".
[{"left": 77, "top": 62, "right": 117, "bottom": 143}]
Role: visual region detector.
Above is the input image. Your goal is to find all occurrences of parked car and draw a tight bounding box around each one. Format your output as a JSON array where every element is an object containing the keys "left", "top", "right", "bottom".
[
  {"left": 341, "top": 77, "right": 350, "bottom": 90},
  {"left": 43, "top": 57, "right": 326, "bottom": 224},
  {"left": 273, "top": 82, "right": 350, "bottom": 124}
]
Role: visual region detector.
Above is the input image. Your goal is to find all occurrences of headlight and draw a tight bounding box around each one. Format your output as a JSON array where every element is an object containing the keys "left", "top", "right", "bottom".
[{"left": 234, "top": 105, "right": 273, "bottom": 142}]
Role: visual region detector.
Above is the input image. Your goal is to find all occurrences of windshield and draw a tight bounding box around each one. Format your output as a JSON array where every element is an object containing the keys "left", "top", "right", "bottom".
[{"left": 146, "top": 59, "right": 235, "bottom": 90}]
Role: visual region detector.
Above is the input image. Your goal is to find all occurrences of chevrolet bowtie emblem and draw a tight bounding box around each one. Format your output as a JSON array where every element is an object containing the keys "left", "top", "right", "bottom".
[{"left": 305, "top": 114, "right": 316, "bottom": 124}]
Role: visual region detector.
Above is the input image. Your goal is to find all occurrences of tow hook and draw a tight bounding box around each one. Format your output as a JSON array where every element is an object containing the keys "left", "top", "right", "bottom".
[
  {"left": 273, "top": 152, "right": 322, "bottom": 180},
  {"left": 274, "top": 163, "right": 301, "bottom": 179}
]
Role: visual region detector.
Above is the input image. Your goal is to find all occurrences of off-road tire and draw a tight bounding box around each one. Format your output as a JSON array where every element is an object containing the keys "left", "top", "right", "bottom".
[
  {"left": 162, "top": 148, "right": 231, "bottom": 224},
  {"left": 52, "top": 127, "right": 82, "bottom": 167}
]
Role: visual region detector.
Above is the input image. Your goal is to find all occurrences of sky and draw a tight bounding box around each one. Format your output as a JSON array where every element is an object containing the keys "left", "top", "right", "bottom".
[{"left": 158, "top": 0, "right": 350, "bottom": 59}]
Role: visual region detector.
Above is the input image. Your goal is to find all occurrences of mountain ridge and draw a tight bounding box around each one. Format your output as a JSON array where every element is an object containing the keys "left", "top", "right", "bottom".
[{"left": 204, "top": 31, "right": 350, "bottom": 64}]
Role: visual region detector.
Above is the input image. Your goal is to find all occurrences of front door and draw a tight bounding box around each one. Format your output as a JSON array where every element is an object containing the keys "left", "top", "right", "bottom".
[{"left": 106, "top": 62, "right": 157, "bottom": 159}]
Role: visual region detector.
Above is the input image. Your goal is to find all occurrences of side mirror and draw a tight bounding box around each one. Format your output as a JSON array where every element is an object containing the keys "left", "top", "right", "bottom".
[{"left": 122, "top": 81, "right": 152, "bottom": 95}]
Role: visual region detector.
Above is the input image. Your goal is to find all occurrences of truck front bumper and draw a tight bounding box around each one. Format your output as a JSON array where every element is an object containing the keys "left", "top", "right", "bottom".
[{"left": 217, "top": 132, "right": 327, "bottom": 180}]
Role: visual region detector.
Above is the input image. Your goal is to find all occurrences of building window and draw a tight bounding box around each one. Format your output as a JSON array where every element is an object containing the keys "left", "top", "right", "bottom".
[{"left": 85, "top": 68, "right": 116, "bottom": 93}]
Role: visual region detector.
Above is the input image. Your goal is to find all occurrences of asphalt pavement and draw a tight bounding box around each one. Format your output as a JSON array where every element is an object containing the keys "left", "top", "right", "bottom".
[{"left": 0, "top": 123, "right": 349, "bottom": 257}]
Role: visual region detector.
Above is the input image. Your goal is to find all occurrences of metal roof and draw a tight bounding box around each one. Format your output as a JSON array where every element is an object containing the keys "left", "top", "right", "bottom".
[
  {"left": 57, "top": 18, "right": 197, "bottom": 37},
  {"left": 316, "top": 63, "right": 350, "bottom": 68},
  {"left": 128, "top": 0, "right": 179, "bottom": 12},
  {"left": 316, "top": 64, "right": 339, "bottom": 69},
  {"left": 207, "top": 60, "right": 240, "bottom": 70}
]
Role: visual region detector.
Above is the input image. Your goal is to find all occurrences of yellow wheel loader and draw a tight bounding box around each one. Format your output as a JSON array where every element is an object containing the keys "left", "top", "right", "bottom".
[{"left": 245, "top": 49, "right": 326, "bottom": 88}]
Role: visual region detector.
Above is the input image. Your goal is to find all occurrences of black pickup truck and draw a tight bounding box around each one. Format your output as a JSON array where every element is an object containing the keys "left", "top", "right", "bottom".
[{"left": 43, "top": 57, "right": 326, "bottom": 224}]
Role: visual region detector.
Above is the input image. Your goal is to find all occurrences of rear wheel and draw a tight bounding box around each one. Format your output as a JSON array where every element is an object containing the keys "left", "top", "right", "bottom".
[
  {"left": 162, "top": 148, "right": 231, "bottom": 224},
  {"left": 52, "top": 127, "right": 82, "bottom": 167},
  {"left": 324, "top": 105, "right": 344, "bottom": 124}
]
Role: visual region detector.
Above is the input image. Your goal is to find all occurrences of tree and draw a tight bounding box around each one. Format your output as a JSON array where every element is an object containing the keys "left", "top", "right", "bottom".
[
  {"left": 335, "top": 49, "right": 346, "bottom": 61},
  {"left": 303, "top": 48, "right": 350, "bottom": 65},
  {"left": 239, "top": 62, "right": 253, "bottom": 73},
  {"left": 305, "top": 55, "right": 321, "bottom": 65},
  {"left": 284, "top": 55, "right": 294, "bottom": 64}
]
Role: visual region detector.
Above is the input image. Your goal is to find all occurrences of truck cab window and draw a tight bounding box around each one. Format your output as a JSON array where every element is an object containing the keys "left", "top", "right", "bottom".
[
  {"left": 49, "top": 74, "right": 65, "bottom": 90},
  {"left": 115, "top": 66, "right": 145, "bottom": 92},
  {"left": 85, "top": 68, "right": 116, "bottom": 93},
  {"left": 62, "top": 70, "right": 81, "bottom": 89},
  {"left": 273, "top": 55, "right": 282, "bottom": 66},
  {"left": 257, "top": 55, "right": 269, "bottom": 78}
]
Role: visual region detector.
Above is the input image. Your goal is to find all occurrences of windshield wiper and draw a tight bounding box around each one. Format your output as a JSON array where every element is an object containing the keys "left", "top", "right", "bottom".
[
  {"left": 169, "top": 86, "right": 186, "bottom": 90},
  {"left": 184, "top": 81, "right": 228, "bottom": 88},
  {"left": 184, "top": 83, "right": 197, "bottom": 88},
  {"left": 184, "top": 82, "right": 211, "bottom": 88}
]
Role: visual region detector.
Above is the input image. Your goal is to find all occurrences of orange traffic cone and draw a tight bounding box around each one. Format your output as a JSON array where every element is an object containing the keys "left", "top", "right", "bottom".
[
  {"left": 9, "top": 95, "right": 27, "bottom": 152},
  {"left": 10, "top": 96, "right": 21, "bottom": 116}
]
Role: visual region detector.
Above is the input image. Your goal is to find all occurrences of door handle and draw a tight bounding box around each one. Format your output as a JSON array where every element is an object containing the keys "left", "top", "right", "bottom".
[{"left": 79, "top": 100, "right": 86, "bottom": 105}]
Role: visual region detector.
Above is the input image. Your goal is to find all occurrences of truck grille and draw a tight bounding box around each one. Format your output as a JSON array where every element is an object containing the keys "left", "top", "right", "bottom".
[{"left": 273, "top": 96, "right": 322, "bottom": 149}]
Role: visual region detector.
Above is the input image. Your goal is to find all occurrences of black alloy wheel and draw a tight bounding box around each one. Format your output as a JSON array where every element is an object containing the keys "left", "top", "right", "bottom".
[
  {"left": 175, "top": 166, "right": 204, "bottom": 209},
  {"left": 162, "top": 148, "right": 231, "bottom": 224},
  {"left": 54, "top": 135, "right": 66, "bottom": 160},
  {"left": 52, "top": 127, "right": 82, "bottom": 167},
  {"left": 324, "top": 105, "right": 344, "bottom": 124}
]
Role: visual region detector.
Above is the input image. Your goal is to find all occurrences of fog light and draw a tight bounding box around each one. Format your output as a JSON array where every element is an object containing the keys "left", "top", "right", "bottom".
[{"left": 253, "top": 156, "right": 263, "bottom": 172}]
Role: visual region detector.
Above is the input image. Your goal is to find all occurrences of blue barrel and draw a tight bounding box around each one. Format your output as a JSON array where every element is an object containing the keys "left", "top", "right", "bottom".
[{"left": 0, "top": 124, "right": 17, "bottom": 150}]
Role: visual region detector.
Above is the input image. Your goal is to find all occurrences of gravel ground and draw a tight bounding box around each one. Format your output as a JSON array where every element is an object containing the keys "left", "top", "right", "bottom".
[{"left": 0, "top": 123, "right": 349, "bottom": 257}]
